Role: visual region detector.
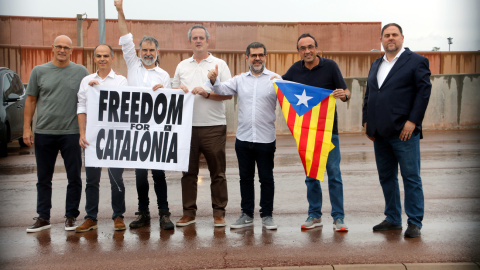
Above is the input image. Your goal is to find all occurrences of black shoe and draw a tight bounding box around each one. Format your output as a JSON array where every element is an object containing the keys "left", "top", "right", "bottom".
[
  {"left": 404, "top": 223, "right": 421, "bottom": 238},
  {"left": 373, "top": 220, "right": 402, "bottom": 231},
  {"left": 159, "top": 211, "right": 174, "bottom": 230},
  {"left": 26, "top": 217, "right": 51, "bottom": 233},
  {"left": 129, "top": 211, "right": 151, "bottom": 228},
  {"left": 65, "top": 216, "right": 77, "bottom": 231}
]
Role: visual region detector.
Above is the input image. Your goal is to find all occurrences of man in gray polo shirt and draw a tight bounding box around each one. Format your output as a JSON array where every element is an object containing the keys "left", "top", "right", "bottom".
[{"left": 24, "top": 35, "right": 89, "bottom": 232}]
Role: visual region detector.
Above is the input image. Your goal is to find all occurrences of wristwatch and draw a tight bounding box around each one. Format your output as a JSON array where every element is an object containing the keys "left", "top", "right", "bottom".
[{"left": 344, "top": 94, "right": 349, "bottom": 101}]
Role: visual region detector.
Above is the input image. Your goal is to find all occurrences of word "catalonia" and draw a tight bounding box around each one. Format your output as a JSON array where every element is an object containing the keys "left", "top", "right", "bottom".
[
  {"left": 96, "top": 129, "right": 177, "bottom": 163},
  {"left": 98, "top": 90, "right": 184, "bottom": 125}
]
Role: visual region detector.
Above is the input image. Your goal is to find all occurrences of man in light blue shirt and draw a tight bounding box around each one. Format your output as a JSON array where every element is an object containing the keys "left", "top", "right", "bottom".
[{"left": 206, "top": 42, "right": 280, "bottom": 230}]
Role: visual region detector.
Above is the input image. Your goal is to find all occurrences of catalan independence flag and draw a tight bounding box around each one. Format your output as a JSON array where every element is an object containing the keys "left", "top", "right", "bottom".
[{"left": 273, "top": 80, "right": 336, "bottom": 181}]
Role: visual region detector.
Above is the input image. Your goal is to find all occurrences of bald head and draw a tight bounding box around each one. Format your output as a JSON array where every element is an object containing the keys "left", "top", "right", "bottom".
[
  {"left": 53, "top": 35, "right": 73, "bottom": 46},
  {"left": 52, "top": 35, "right": 73, "bottom": 67}
]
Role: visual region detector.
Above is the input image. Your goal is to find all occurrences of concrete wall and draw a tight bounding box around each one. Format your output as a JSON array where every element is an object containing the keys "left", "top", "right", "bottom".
[
  {"left": 2, "top": 45, "right": 479, "bottom": 85},
  {"left": 223, "top": 74, "right": 480, "bottom": 135}
]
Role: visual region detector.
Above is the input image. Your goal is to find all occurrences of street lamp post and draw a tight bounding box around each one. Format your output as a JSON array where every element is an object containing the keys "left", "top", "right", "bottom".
[
  {"left": 98, "top": 0, "right": 106, "bottom": 44},
  {"left": 447, "top": 37, "right": 453, "bottom": 51}
]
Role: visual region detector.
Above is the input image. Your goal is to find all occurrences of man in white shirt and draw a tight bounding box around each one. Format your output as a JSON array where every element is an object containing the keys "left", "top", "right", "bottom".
[
  {"left": 172, "top": 24, "right": 232, "bottom": 227},
  {"left": 206, "top": 42, "right": 279, "bottom": 230},
  {"left": 115, "top": 0, "right": 177, "bottom": 230},
  {"left": 76, "top": 44, "right": 128, "bottom": 232}
]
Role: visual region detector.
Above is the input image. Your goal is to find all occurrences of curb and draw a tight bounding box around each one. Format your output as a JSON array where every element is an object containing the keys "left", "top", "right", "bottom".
[{"left": 209, "top": 262, "right": 480, "bottom": 270}]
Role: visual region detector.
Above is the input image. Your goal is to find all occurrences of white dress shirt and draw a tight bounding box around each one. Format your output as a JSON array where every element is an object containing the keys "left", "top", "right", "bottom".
[
  {"left": 119, "top": 33, "right": 171, "bottom": 88},
  {"left": 377, "top": 47, "right": 405, "bottom": 88},
  {"left": 207, "top": 68, "right": 279, "bottom": 143},
  {"left": 172, "top": 54, "right": 232, "bottom": 126},
  {"left": 77, "top": 69, "right": 128, "bottom": 114}
]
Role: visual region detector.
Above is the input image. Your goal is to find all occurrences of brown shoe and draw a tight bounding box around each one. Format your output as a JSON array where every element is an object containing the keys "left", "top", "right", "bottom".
[
  {"left": 114, "top": 217, "right": 126, "bottom": 231},
  {"left": 26, "top": 217, "right": 51, "bottom": 233},
  {"left": 214, "top": 216, "right": 226, "bottom": 227},
  {"left": 75, "top": 218, "right": 98, "bottom": 233},
  {"left": 176, "top": 216, "right": 196, "bottom": 227},
  {"left": 65, "top": 216, "right": 77, "bottom": 231}
]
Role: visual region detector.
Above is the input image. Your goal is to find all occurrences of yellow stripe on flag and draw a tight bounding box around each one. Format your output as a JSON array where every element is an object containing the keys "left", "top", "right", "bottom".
[
  {"left": 293, "top": 112, "right": 303, "bottom": 149},
  {"left": 315, "top": 95, "right": 337, "bottom": 178}
]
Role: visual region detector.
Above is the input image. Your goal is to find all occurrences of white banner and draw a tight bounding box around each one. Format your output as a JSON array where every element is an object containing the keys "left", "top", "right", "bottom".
[{"left": 85, "top": 85, "right": 194, "bottom": 171}]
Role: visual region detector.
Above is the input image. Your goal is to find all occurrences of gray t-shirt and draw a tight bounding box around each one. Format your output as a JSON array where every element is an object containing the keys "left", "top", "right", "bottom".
[{"left": 26, "top": 61, "right": 89, "bottom": 134}]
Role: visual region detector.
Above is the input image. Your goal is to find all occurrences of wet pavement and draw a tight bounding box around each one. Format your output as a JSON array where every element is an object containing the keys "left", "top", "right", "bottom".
[{"left": 0, "top": 130, "right": 479, "bottom": 269}]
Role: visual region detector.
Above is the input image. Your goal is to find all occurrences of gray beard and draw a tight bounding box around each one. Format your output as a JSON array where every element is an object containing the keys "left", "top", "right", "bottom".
[
  {"left": 250, "top": 64, "right": 264, "bottom": 74},
  {"left": 142, "top": 57, "right": 156, "bottom": 66}
]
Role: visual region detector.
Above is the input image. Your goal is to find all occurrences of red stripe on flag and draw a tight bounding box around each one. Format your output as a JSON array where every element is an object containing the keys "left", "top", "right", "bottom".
[
  {"left": 308, "top": 97, "right": 330, "bottom": 179},
  {"left": 277, "top": 88, "right": 285, "bottom": 107},
  {"left": 287, "top": 105, "right": 297, "bottom": 134},
  {"left": 298, "top": 109, "right": 312, "bottom": 168}
]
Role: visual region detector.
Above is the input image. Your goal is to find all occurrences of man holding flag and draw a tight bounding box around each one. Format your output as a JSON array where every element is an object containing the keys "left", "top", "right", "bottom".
[{"left": 281, "top": 33, "right": 350, "bottom": 232}]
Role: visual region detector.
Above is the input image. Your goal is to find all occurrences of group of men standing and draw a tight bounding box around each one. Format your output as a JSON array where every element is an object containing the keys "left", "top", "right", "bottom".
[{"left": 22, "top": 0, "right": 431, "bottom": 239}]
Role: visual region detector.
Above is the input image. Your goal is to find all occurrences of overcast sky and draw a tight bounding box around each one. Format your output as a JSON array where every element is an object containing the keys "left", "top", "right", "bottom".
[{"left": 1, "top": 0, "right": 479, "bottom": 51}]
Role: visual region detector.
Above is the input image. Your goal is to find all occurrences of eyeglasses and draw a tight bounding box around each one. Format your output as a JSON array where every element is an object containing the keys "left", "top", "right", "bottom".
[
  {"left": 298, "top": 45, "right": 316, "bottom": 52},
  {"left": 250, "top": 53, "right": 266, "bottom": 58},
  {"left": 54, "top": 45, "right": 72, "bottom": 51}
]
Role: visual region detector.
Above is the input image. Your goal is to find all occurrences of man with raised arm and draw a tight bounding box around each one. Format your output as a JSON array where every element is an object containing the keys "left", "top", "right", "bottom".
[{"left": 114, "top": 0, "right": 178, "bottom": 230}]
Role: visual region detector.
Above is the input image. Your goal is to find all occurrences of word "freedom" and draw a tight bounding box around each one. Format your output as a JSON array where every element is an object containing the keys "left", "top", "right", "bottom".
[{"left": 98, "top": 90, "right": 184, "bottom": 125}]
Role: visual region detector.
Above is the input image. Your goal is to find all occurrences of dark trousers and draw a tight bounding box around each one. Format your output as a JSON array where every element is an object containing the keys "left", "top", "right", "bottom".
[
  {"left": 34, "top": 133, "right": 82, "bottom": 220},
  {"left": 181, "top": 125, "right": 228, "bottom": 217},
  {"left": 235, "top": 139, "right": 276, "bottom": 218},
  {"left": 84, "top": 167, "right": 125, "bottom": 221},
  {"left": 374, "top": 133, "right": 424, "bottom": 228},
  {"left": 135, "top": 169, "right": 169, "bottom": 212}
]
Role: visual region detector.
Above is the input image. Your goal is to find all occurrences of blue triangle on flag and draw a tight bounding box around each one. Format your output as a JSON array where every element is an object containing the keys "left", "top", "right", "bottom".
[{"left": 276, "top": 81, "right": 333, "bottom": 116}]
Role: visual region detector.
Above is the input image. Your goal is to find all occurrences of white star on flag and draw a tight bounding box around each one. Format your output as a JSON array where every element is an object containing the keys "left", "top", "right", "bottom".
[{"left": 295, "top": 90, "right": 313, "bottom": 107}]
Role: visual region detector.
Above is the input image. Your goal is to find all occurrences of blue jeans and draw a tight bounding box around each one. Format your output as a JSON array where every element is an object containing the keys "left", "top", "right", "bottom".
[
  {"left": 135, "top": 169, "right": 169, "bottom": 212},
  {"left": 84, "top": 167, "right": 125, "bottom": 221},
  {"left": 305, "top": 134, "right": 344, "bottom": 220},
  {"left": 373, "top": 133, "right": 424, "bottom": 228},
  {"left": 34, "top": 133, "right": 82, "bottom": 220},
  {"left": 235, "top": 139, "right": 276, "bottom": 218}
]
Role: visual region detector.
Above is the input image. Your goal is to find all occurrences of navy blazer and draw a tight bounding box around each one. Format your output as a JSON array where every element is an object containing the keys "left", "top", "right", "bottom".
[{"left": 362, "top": 48, "right": 432, "bottom": 138}]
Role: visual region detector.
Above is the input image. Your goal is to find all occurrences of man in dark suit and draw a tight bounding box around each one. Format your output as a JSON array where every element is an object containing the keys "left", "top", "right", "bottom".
[{"left": 362, "top": 23, "right": 431, "bottom": 238}]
